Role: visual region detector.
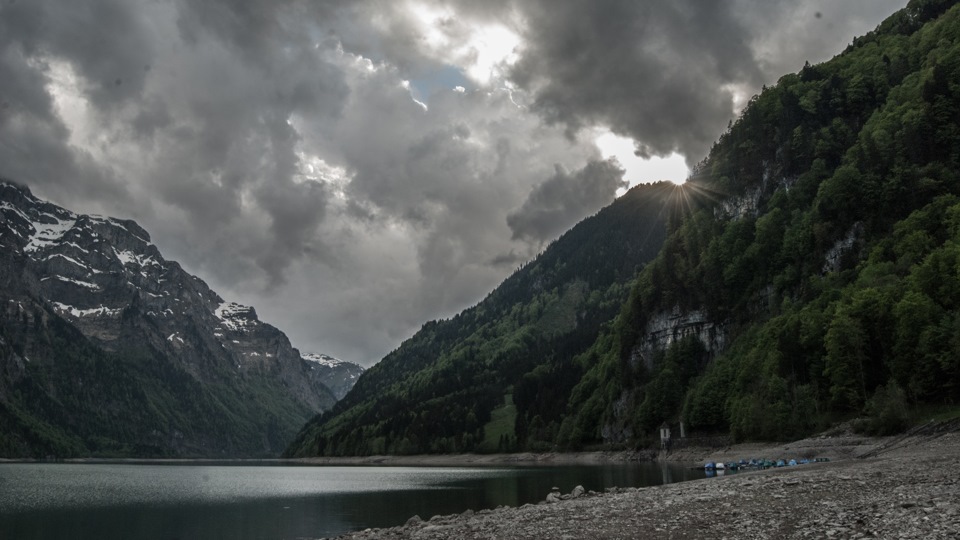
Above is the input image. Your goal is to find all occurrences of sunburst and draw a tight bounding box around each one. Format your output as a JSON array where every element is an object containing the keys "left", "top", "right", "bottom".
[{"left": 664, "top": 173, "right": 729, "bottom": 224}]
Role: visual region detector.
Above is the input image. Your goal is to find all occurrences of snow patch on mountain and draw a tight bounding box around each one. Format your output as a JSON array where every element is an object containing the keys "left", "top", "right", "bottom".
[
  {"left": 43, "top": 253, "right": 101, "bottom": 274},
  {"left": 24, "top": 215, "right": 77, "bottom": 253},
  {"left": 0, "top": 201, "right": 31, "bottom": 226},
  {"left": 51, "top": 275, "right": 101, "bottom": 291},
  {"left": 303, "top": 353, "right": 350, "bottom": 370},
  {"left": 52, "top": 302, "right": 122, "bottom": 318},
  {"left": 88, "top": 215, "right": 151, "bottom": 244},
  {"left": 302, "top": 352, "right": 365, "bottom": 400},
  {"left": 214, "top": 302, "right": 258, "bottom": 332}
]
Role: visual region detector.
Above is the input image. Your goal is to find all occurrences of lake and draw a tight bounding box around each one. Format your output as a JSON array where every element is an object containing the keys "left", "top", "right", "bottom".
[{"left": 0, "top": 462, "right": 706, "bottom": 539}]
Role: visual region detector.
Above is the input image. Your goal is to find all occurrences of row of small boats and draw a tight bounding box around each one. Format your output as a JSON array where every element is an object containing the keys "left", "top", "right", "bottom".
[{"left": 702, "top": 457, "right": 830, "bottom": 471}]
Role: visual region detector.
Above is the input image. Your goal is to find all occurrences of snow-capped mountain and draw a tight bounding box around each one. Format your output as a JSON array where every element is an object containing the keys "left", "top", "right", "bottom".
[
  {"left": 0, "top": 181, "right": 337, "bottom": 457},
  {"left": 302, "top": 353, "right": 365, "bottom": 400}
]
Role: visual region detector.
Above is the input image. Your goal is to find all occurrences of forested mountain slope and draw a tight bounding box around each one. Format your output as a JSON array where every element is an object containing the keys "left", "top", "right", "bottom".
[
  {"left": 286, "top": 181, "right": 684, "bottom": 456},
  {"left": 289, "top": 0, "right": 960, "bottom": 457},
  {"left": 0, "top": 182, "right": 337, "bottom": 457},
  {"left": 559, "top": 0, "right": 960, "bottom": 447}
]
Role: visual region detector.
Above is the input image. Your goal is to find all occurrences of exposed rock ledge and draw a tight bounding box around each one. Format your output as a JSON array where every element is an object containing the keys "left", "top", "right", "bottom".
[{"left": 324, "top": 428, "right": 960, "bottom": 540}]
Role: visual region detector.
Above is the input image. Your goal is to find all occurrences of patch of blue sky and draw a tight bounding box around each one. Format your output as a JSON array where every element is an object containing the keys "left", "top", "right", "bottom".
[{"left": 408, "top": 65, "right": 470, "bottom": 104}]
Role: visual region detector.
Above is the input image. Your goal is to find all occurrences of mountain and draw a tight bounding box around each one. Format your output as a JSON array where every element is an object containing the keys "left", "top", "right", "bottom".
[
  {"left": 557, "top": 0, "right": 960, "bottom": 446},
  {"left": 288, "top": 0, "right": 960, "bottom": 457},
  {"left": 285, "top": 180, "right": 685, "bottom": 456},
  {"left": 302, "top": 353, "right": 365, "bottom": 400},
  {"left": 0, "top": 181, "right": 337, "bottom": 457}
]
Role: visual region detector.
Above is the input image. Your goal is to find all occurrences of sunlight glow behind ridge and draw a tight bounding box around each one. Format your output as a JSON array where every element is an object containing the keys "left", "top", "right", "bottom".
[{"left": 594, "top": 130, "right": 689, "bottom": 193}]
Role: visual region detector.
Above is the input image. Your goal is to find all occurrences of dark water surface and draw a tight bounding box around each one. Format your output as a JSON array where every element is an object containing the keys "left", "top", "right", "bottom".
[{"left": 0, "top": 462, "right": 705, "bottom": 539}]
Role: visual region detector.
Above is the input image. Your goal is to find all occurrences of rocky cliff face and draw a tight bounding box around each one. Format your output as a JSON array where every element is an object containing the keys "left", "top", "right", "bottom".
[
  {"left": 302, "top": 353, "right": 365, "bottom": 400},
  {"left": 0, "top": 181, "right": 336, "bottom": 457},
  {"left": 629, "top": 306, "right": 727, "bottom": 372}
]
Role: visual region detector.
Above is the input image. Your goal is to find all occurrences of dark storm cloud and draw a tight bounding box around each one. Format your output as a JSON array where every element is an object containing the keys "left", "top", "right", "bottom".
[
  {"left": 0, "top": 0, "right": 135, "bottom": 204},
  {"left": 0, "top": 0, "right": 909, "bottom": 364},
  {"left": 5, "top": 0, "right": 152, "bottom": 97},
  {"left": 255, "top": 178, "right": 333, "bottom": 285},
  {"left": 507, "top": 159, "right": 627, "bottom": 243},
  {"left": 329, "top": 0, "right": 906, "bottom": 168},
  {"left": 0, "top": 0, "right": 350, "bottom": 288},
  {"left": 316, "top": 66, "right": 599, "bottom": 310},
  {"left": 739, "top": 0, "right": 907, "bottom": 75},
  {"left": 503, "top": 0, "right": 906, "bottom": 165},
  {"left": 509, "top": 0, "right": 764, "bottom": 164}
]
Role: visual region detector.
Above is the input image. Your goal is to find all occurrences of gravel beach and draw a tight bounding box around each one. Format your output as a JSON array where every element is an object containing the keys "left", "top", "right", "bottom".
[{"left": 324, "top": 423, "right": 960, "bottom": 539}]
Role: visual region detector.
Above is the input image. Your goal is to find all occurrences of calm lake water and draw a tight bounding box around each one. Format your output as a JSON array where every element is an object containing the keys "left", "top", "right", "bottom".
[{"left": 0, "top": 462, "right": 705, "bottom": 539}]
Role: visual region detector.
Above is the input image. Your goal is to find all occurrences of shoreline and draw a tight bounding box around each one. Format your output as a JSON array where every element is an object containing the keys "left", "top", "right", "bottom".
[
  {"left": 0, "top": 453, "right": 651, "bottom": 467},
  {"left": 294, "top": 425, "right": 898, "bottom": 467},
  {"left": 0, "top": 425, "right": 900, "bottom": 467},
  {"left": 327, "top": 426, "right": 960, "bottom": 539}
]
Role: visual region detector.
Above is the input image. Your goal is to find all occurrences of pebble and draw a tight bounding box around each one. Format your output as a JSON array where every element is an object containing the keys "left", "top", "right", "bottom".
[{"left": 327, "top": 431, "right": 960, "bottom": 540}]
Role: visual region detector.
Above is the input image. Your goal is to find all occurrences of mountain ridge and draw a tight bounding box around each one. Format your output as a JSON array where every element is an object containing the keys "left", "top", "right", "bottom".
[
  {"left": 287, "top": 0, "right": 960, "bottom": 457},
  {"left": 559, "top": 0, "right": 960, "bottom": 446},
  {"left": 302, "top": 353, "right": 365, "bottom": 400},
  {"left": 0, "top": 181, "right": 339, "bottom": 457},
  {"left": 285, "top": 179, "right": 687, "bottom": 456}
]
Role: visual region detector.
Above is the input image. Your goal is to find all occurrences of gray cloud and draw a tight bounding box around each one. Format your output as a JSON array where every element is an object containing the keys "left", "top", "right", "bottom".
[
  {"left": 0, "top": 0, "right": 907, "bottom": 365},
  {"left": 1, "top": 0, "right": 153, "bottom": 107},
  {"left": 326, "top": 0, "right": 903, "bottom": 169},
  {"left": 297, "top": 61, "right": 607, "bottom": 337},
  {"left": 511, "top": 0, "right": 762, "bottom": 164},
  {"left": 507, "top": 0, "right": 906, "bottom": 165},
  {"left": 0, "top": 1, "right": 133, "bottom": 207},
  {"left": 738, "top": 0, "right": 907, "bottom": 75},
  {"left": 508, "top": 159, "right": 627, "bottom": 243}
]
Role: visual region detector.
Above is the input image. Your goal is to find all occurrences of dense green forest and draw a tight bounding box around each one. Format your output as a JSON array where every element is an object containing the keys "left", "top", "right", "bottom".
[
  {"left": 285, "top": 181, "right": 680, "bottom": 456},
  {"left": 559, "top": 0, "right": 960, "bottom": 446},
  {"left": 288, "top": 0, "right": 960, "bottom": 457}
]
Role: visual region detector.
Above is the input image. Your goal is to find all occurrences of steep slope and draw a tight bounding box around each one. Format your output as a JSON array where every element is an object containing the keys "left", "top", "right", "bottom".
[
  {"left": 290, "top": 0, "right": 960, "bottom": 457},
  {"left": 286, "top": 180, "right": 689, "bottom": 456},
  {"left": 0, "top": 182, "right": 336, "bottom": 457},
  {"left": 558, "top": 0, "right": 960, "bottom": 447},
  {"left": 302, "top": 353, "right": 365, "bottom": 400}
]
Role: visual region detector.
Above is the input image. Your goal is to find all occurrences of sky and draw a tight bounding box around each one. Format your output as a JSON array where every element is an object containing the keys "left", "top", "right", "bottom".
[{"left": 0, "top": 0, "right": 906, "bottom": 366}]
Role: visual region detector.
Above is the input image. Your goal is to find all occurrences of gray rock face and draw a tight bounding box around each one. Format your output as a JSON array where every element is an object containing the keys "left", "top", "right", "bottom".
[
  {"left": 822, "top": 222, "right": 864, "bottom": 274},
  {"left": 302, "top": 353, "right": 365, "bottom": 400},
  {"left": 629, "top": 306, "right": 727, "bottom": 372},
  {"left": 0, "top": 181, "right": 336, "bottom": 455}
]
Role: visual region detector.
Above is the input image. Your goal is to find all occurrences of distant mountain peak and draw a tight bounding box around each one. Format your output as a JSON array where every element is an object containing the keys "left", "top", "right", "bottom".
[
  {"left": 301, "top": 353, "right": 365, "bottom": 400},
  {"left": 0, "top": 181, "right": 346, "bottom": 457},
  {"left": 302, "top": 352, "right": 345, "bottom": 368}
]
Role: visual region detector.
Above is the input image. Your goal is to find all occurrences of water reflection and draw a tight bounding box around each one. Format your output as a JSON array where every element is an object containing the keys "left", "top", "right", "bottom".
[{"left": 0, "top": 462, "right": 705, "bottom": 540}]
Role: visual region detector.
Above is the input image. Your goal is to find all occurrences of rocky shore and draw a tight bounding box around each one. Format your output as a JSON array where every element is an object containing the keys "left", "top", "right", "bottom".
[{"left": 325, "top": 425, "right": 960, "bottom": 539}]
